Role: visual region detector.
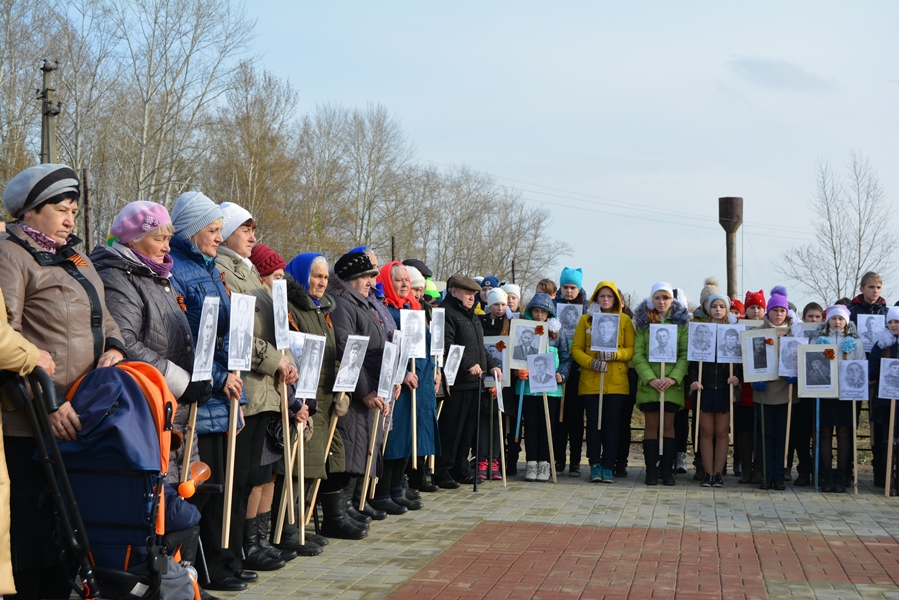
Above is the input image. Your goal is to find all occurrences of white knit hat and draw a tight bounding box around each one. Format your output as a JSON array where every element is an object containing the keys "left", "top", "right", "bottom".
[
  {"left": 487, "top": 288, "right": 508, "bottom": 308},
  {"left": 219, "top": 202, "right": 253, "bottom": 241}
]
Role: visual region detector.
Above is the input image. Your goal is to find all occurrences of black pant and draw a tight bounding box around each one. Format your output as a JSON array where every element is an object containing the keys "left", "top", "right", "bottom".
[
  {"left": 583, "top": 393, "right": 626, "bottom": 469},
  {"left": 436, "top": 388, "right": 479, "bottom": 482},
  {"left": 477, "top": 397, "right": 501, "bottom": 460},
  {"left": 788, "top": 398, "right": 815, "bottom": 476},
  {"left": 675, "top": 407, "right": 689, "bottom": 453},
  {"left": 616, "top": 369, "right": 638, "bottom": 468},
  {"left": 756, "top": 403, "right": 788, "bottom": 481},
  {"left": 503, "top": 387, "right": 522, "bottom": 466},
  {"left": 561, "top": 368, "right": 584, "bottom": 465},
  {"left": 522, "top": 394, "right": 560, "bottom": 462}
]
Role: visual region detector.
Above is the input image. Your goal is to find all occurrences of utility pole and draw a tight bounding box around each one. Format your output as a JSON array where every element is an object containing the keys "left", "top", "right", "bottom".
[{"left": 37, "top": 60, "right": 61, "bottom": 164}]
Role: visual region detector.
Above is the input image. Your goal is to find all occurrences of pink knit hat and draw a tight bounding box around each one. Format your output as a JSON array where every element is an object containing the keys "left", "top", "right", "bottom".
[
  {"left": 825, "top": 304, "right": 851, "bottom": 324},
  {"left": 110, "top": 201, "right": 172, "bottom": 244}
]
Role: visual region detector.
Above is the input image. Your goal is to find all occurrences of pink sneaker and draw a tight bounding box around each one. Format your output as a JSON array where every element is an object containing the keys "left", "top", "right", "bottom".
[
  {"left": 491, "top": 460, "right": 502, "bottom": 480},
  {"left": 477, "top": 460, "right": 488, "bottom": 482}
]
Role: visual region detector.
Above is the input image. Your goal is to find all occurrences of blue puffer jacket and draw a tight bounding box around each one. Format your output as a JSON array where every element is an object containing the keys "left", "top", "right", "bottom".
[{"left": 168, "top": 236, "right": 246, "bottom": 435}]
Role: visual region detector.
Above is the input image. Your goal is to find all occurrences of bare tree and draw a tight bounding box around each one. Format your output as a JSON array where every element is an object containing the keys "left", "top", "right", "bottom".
[{"left": 775, "top": 151, "right": 895, "bottom": 302}]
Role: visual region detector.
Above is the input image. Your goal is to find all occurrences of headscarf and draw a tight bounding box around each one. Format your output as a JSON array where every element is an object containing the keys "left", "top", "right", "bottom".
[
  {"left": 286, "top": 252, "right": 326, "bottom": 306},
  {"left": 377, "top": 260, "right": 420, "bottom": 310}
]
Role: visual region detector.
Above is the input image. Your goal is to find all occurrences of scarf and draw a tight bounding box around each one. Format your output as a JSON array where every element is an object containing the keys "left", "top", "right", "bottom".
[
  {"left": 285, "top": 252, "right": 325, "bottom": 306},
  {"left": 132, "top": 247, "right": 174, "bottom": 278},
  {"left": 19, "top": 223, "right": 64, "bottom": 253},
  {"left": 377, "top": 260, "right": 420, "bottom": 310}
]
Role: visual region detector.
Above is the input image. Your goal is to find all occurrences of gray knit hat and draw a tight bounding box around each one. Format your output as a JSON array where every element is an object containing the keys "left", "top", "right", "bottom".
[
  {"left": 171, "top": 191, "right": 223, "bottom": 239},
  {"left": 3, "top": 164, "right": 80, "bottom": 218}
]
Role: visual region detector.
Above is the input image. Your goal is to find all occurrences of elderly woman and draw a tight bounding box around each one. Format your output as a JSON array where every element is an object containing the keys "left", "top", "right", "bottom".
[
  {"left": 372, "top": 262, "right": 440, "bottom": 512},
  {"left": 91, "top": 202, "right": 213, "bottom": 480},
  {"left": 0, "top": 164, "right": 126, "bottom": 598},
  {"left": 167, "top": 191, "right": 248, "bottom": 593},
  {"left": 281, "top": 252, "right": 365, "bottom": 541}
]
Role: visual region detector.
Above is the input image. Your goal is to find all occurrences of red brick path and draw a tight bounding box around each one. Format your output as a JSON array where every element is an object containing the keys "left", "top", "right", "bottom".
[{"left": 388, "top": 522, "right": 899, "bottom": 599}]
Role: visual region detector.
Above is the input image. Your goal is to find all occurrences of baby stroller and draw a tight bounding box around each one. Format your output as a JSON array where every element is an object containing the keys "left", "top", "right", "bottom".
[{"left": 11, "top": 361, "right": 199, "bottom": 599}]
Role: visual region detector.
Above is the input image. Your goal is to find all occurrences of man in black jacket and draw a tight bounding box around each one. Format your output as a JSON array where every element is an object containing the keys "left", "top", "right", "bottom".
[{"left": 435, "top": 274, "right": 501, "bottom": 487}]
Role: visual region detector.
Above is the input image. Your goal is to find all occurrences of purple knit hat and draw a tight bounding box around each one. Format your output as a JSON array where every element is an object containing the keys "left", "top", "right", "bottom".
[
  {"left": 110, "top": 201, "right": 172, "bottom": 244},
  {"left": 767, "top": 286, "right": 789, "bottom": 313}
]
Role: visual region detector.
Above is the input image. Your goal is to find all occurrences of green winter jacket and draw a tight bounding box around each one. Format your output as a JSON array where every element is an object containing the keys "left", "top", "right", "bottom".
[{"left": 632, "top": 298, "right": 690, "bottom": 408}]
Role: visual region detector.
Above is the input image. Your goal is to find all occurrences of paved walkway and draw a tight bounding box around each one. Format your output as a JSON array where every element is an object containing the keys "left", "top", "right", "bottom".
[{"left": 229, "top": 462, "right": 899, "bottom": 600}]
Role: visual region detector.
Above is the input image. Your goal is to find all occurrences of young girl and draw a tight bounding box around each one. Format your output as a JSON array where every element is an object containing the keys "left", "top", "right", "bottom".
[
  {"left": 478, "top": 288, "right": 510, "bottom": 481},
  {"left": 869, "top": 306, "right": 899, "bottom": 496},
  {"left": 814, "top": 304, "right": 865, "bottom": 493},
  {"left": 515, "top": 293, "right": 572, "bottom": 481},
  {"left": 632, "top": 282, "right": 690, "bottom": 486},
  {"left": 571, "top": 281, "right": 634, "bottom": 483},
  {"left": 688, "top": 280, "right": 741, "bottom": 487},
  {"left": 750, "top": 286, "right": 798, "bottom": 490}
]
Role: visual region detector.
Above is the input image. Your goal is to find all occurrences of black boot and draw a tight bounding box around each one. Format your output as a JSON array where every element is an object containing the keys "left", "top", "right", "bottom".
[
  {"left": 737, "top": 432, "right": 754, "bottom": 484},
  {"left": 832, "top": 470, "right": 846, "bottom": 493},
  {"left": 257, "top": 511, "right": 297, "bottom": 562},
  {"left": 660, "top": 438, "right": 676, "bottom": 486},
  {"left": 392, "top": 494, "right": 423, "bottom": 511},
  {"left": 644, "top": 439, "right": 659, "bottom": 486},
  {"left": 320, "top": 490, "right": 368, "bottom": 540},
  {"left": 346, "top": 504, "right": 373, "bottom": 525},
  {"left": 368, "top": 497, "right": 408, "bottom": 515},
  {"left": 242, "top": 517, "right": 285, "bottom": 571},
  {"left": 819, "top": 468, "right": 834, "bottom": 493},
  {"left": 419, "top": 467, "right": 440, "bottom": 492},
  {"left": 278, "top": 521, "right": 324, "bottom": 556}
]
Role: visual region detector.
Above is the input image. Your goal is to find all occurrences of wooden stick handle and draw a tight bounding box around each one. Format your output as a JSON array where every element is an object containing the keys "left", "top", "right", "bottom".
[
  {"left": 274, "top": 432, "right": 301, "bottom": 543},
  {"left": 694, "top": 362, "right": 702, "bottom": 456},
  {"left": 279, "top": 351, "right": 295, "bottom": 525},
  {"left": 729, "top": 364, "right": 734, "bottom": 446},
  {"left": 887, "top": 399, "right": 896, "bottom": 498},
  {"left": 305, "top": 411, "right": 340, "bottom": 525},
  {"left": 298, "top": 423, "right": 306, "bottom": 544},
  {"left": 543, "top": 392, "right": 557, "bottom": 483},
  {"left": 497, "top": 410, "right": 507, "bottom": 488},
  {"left": 359, "top": 409, "right": 381, "bottom": 511},
  {"left": 659, "top": 363, "right": 666, "bottom": 455},
  {"left": 784, "top": 384, "right": 793, "bottom": 470},
  {"left": 180, "top": 403, "right": 198, "bottom": 483},
  {"left": 412, "top": 359, "right": 418, "bottom": 469},
  {"left": 852, "top": 399, "right": 858, "bottom": 495},
  {"left": 221, "top": 372, "right": 240, "bottom": 549},
  {"left": 559, "top": 383, "right": 565, "bottom": 423}
]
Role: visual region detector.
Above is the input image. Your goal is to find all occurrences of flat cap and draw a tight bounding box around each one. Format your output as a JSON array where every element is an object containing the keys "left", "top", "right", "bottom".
[{"left": 446, "top": 274, "right": 481, "bottom": 292}]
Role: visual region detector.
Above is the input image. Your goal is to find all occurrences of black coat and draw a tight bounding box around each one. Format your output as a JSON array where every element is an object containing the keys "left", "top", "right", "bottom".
[{"left": 440, "top": 294, "right": 496, "bottom": 391}]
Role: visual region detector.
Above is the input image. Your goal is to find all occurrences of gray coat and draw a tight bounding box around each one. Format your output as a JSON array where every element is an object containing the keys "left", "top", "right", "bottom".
[{"left": 91, "top": 243, "right": 199, "bottom": 482}]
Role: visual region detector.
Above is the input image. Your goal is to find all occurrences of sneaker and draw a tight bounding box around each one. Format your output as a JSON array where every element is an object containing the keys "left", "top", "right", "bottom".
[
  {"left": 537, "top": 461, "right": 551, "bottom": 482},
  {"left": 589, "top": 464, "right": 603, "bottom": 483},
  {"left": 712, "top": 473, "right": 724, "bottom": 488},
  {"left": 701, "top": 473, "right": 712, "bottom": 487},
  {"left": 491, "top": 461, "right": 502, "bottom": 480},
  {"left": 555, "top": 461, "right": 565, "bottom": 474},
  {"left": 569, "top": 464, "right": 581, "bottom": 477},
  {"left": 477, "top": 460, "right": 488, "bottom": 482},
  {"left": 601, "top": 467, "right": 615, "bottom": 484},
  {"left": 676, "top": 452, "right": 688, "bottom": 474},
  {"left": 525, "top": 461, "right": 538, "bottom": 482}
]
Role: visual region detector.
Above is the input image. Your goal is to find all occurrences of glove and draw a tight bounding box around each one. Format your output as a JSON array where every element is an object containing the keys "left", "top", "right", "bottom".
[
  {"left": 752, "top": 381, "right": 767, "bottom": 392},
  {"left": 602, "top": 351, "right": 614, "bottom": 362},
  {"left": 179, "top": 380, "right": 213, "bottom": 406},
  {"left": 785, "top": 376, "right": 798, "bottom": 385},
  {"left": 518, "top": 369, "right": 529, "bottom": 380},
  {"left": 590, "top": 360, "right": 607, "bottom": 373}
]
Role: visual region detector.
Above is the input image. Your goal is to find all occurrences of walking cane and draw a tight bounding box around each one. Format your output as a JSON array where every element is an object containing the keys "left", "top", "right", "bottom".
[
  {"left": 694, "top": 362, "right": 703, "bottom": 458},
  {"left": 543, "top": 392, "right": 558, "bottom": 484},
  {"left": 886, "top": 398, "right": 896, "bottom": 498},
  {"left": 488, "top": 382, "right": 494, "bottom": 481},
  {"left": 659, "top": 363, "right": 666, "bottom": 456},
  {"left": 221, "top": 371, "right": 240, "bottom": 549},
  {"left": 474, "top": 374, "right": 484, "bottom": 492},
  {"left": 180, "top": 404, "right": 198, "bottom": 483}
]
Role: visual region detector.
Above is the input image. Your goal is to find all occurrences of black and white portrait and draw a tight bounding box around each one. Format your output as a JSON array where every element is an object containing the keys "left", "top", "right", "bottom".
[
  {"left": 752, "top": 337, "right": 768, "bottom": 370},
  {"left": 797, "top": 344, "right": 839, "bottom": 398},
  {"left": 444, "top": 344, "right": 464, "bottom": 386},
  {"left": 839, "top": 360, "right": 869, "bottom": 401},
  {"left": 378, "top": 341, "right": 398, "bottom": 399},
  {"left": 430, "top": 308, "right": 446, "bottom": 358},
  {"left": 878, "top": 358, "right": 899, "bottom": 400},
  {"left": 799, "top": 322, "right": 819, "bottom": 342},
  {"left": 392, "top": 338, "right": 413, "bottom": 386},
  {"left": 272, "top": 279, "right": 290, "bottom": 351},
  {"left": 192, "top": 296, "right": 220, "bottom": 381},
  {"left": 228, "top": 292, "right": 256, "bottom": 371},
  {"left": 740, "top": 329, "right": 779, "bottom": 382},
  {"left": 805, "top": 352, "right": 831, "bottom": 387},
  {"left": 333, "top": 335, "right": 369, "bottom": 392},
  {"left": 484, "top": 336, "right": 511, "bottom": 388},
  {"left": 297, "top": 335, "right": 326, "bottom": 397},
  {"left": 778, "top": 337, "right": 802, "bottom": 378},
  {"left": 526, "top": 353, "right": 557, "bottom": 394},
  {"left": 687, "top": 322, "right": 716, "bottom": 362},
  {"left": 400, "top": 309, "right": 427, "bottom": 359},
  {"left": 590, "top": 313, "right": 620, "bottom": 353},
  {"left": 648, "top": 324, "right": 677, "bottom": 363},
  {"left": 861, "top": 315, "right": 885, "bottom": 353},
  {"left": 716, "top": 325, "right": 743, "bottom": 364},
  {"left": 557, "top": 304, "right": 583, "bottom": 339},
  {"left": 510, "top": 318, "right": 548, "bottom": 369}
]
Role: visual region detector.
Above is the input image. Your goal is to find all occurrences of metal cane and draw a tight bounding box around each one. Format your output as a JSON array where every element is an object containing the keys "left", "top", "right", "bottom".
[{"left": 474, "top": 373, "right": 485, "bottom": 492}]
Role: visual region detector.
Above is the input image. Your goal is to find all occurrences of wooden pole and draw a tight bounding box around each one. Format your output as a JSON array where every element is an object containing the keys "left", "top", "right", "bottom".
[
  {"left": 298, "top": 422, "right": 306, "bottom": 544},
  {"left": 305, "top": 412, "right": 340, "bottom": 525},
  {"left": 886, "top": 399, "right": 896, "bottom": 498},
  {"left": 412, "top": 359, "right": 418, "bottom": 469},
  {"left": 728, "top": 364, "right": 734, "bottom": 445},
  {"left": 659, "top": 363, "right": 666, "bottom": 455},
  {"left": 221, "top": 372, "right": 240, "bottom": 549},
  {"left": 180, "top": 403, "right": 198, "bottom": 483},
  {"left": 784, "top": 385, "right": 793, "bottom": 471},
  {"left": 274, "top": 433, "right": 301, "bottom": 543},
  {"left": 359, "top": 409, "right": 382, "bottom": 511},
  {"left": 497, "top": 408, "right": 508, "bottom": 488},
  {"left": 852, "top": 400, "right": 858, "bottom": 495},
  {"left": 279, "top": 351, "right": 295, "bottom": 525},
  {"left": 559, "top": 383, "right": 565, "bottom": 423},
  {"left": 597, "top": 372, "right": 604, "bottom": 430},
  {"left": 542, "top": 392, "right": 557, "bottom": 484},
  {"left": 694, "top": 362, "right": 703, "bottom": 457}
]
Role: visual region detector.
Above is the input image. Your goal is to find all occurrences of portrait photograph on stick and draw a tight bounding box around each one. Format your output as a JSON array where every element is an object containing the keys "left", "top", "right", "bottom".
[
  {"left": 590, "top": 313, "right": 620, "bottom": 353},
  {"left": 839, "top": 360, "right": 869, "bottom": 401},
  {"left": 228, "top": 292, "right": 256, "bottom": 371},
  {"left": 333, "top": 335, "right": 370, "bottom": 392},
  {"left": 740, "top": 328, "right": 778, "bottom": 382},
  {"left": 648, "top": 323, "right": 677, "bottom": 363},
  {"left": 272, "top": 278, "right": 290, "bottom": 351},
  {"left": 378, "top": 340, "right": 398, "bottom": 399},
  {"left": 526, "top": 353, "right": 558, "bottom": 394},
  {"left": 557, "top": 303, "right": 583, "bottom": 339},
  {"left": 687, "top": 322, "right": 717, "bottom": 363},
  {"left": 430, "top": 307, "right": 446, "bottom": 358},
  {"left": 192, "top": 296, "right": 220, "bottom": 381},
  {"left": 400, "top": 308, "right": 427, "bottom": 359},
  {"left": 484, "top": 336, "right": 511, "bottom": 388},
  {"left": 715, "top": 324, "right": 744, "bottom": 364},
  {"left": 297, "top": 334, "right": 326, "bottom": 398},
  {"left": 878, "top": 358, "right": 899, "bottom": 401},
  {"left": 510, "top": 318, "right": 548, "bottom": 369},
  {"left": 778, "top": 337, "right": 803, "bottom": 378},
  {"left": 797, "top": 344, "right": 839, "bottom": 398},
  {"left": 444, "top": 344, "right": 465, "bottom": 386},
  {"left": 860, "top": 314, "right": 886, "bottom": 353}
]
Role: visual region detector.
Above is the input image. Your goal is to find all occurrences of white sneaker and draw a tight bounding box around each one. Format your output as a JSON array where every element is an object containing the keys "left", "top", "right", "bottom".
[
  {"left": 537, "top": 461, "right": 551, "bottom": 482},
  {"left": 525, "top": 461, "right": 538, "bottom": 481},
  {"left": 676, "top": 452, "right": 688, "bottom": 474}
]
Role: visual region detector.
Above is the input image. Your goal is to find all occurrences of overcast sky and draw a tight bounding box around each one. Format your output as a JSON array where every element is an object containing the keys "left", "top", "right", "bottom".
[{"left": 248, "top": 1, "right": 898, "bottom": 309}]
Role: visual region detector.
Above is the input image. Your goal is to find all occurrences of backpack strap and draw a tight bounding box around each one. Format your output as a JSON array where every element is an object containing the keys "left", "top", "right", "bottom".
[{"left": 7, "top": 234, "right": 105, "bottom": 361}]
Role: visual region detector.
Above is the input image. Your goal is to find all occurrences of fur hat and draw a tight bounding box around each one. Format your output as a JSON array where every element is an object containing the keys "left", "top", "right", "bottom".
[
  {"left": 334, "top": 251, "right": 378, "bottom": 281},
  {"left": 3, "top": 164, "right": 80, "bottom": 218},
  {"left": 560, "top": 267, "right": 583, "bottom": 289},
  {"left": 767, "top": 286, "right": 789, "bottom": 313},
  {"left": 824, "top": 304, "right": 851, "bottom": 324},
  {"left": 744, "top": 289, "right": 766, "bottom": 311},
  {"left": 219, "top": 202, "right": 253, "bottom": 241},
  {"left": 249, "top": 243, "right": 286, "bottom": 277},
  {"left": 171, "top": 191, "right": 222, "bottom": 239},
  {"left": 109, "top": 201, "right": 171, "bottom": 244},
  {"left": 486, "top": 288, "right": 508, "bottom": 308}
]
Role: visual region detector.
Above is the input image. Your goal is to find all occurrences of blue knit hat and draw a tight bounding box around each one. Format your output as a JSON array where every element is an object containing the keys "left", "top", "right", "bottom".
[
  {"left": 171, "top": 191, "right": 222, "bottom": 239},
  {"left": 481, "top": 276, "right": 499, "bottom": 288},
  {"left": 524, "top": 292, "right": 557, "bottom": 319},
  {"left": 560, "top": 267, "right": 583, "bottom": 289}
]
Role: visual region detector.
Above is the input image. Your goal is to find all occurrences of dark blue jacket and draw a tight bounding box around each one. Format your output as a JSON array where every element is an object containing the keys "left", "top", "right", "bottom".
[{"left": 168, "top": 236, "right": 245, "bottom": 435}]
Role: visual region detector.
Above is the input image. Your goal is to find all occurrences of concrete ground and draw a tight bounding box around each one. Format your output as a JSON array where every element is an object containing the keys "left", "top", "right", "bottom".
[{"left": 227, "top": 457, "right": 899, "bottom": 600}]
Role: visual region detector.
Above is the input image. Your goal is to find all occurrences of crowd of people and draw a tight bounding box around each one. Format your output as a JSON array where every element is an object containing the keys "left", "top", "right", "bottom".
[{"left": 0, "top": 163, "right": 896, "bottom": 598}]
